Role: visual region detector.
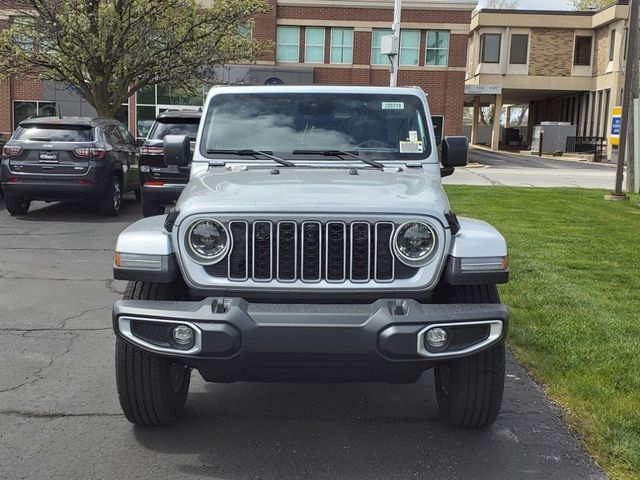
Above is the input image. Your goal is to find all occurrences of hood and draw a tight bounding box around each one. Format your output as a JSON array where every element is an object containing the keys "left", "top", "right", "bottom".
[{"left": 175, "top": 166, "right": 451, "bottom": 224}]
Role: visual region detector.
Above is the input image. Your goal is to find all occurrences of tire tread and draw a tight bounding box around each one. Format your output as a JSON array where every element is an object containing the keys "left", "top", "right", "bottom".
[{"left": 115, "top": 280, "right": 190, "bottom": 426}]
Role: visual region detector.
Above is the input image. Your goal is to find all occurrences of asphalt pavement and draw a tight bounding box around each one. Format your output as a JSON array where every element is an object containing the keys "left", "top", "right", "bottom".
[
  {"left": 443, "top": 148, "right": 617, "bottom": 189},
  {"left": 0, "top": 197, "right": 604, "bottom": 480}
]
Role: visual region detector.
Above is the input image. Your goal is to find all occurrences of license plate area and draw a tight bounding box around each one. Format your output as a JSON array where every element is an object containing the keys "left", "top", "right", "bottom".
[{"left": 39, "top": 151, "right": 59, "bottom": 163}]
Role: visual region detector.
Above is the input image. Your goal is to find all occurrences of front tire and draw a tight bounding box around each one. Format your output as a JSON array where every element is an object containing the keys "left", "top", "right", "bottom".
[
  {"left": 5, "top": 195, "right": 31, "bottom": 215},
  {"left": 115, "top": 281, "right": 191, "bottom": 426},
  {"left": 434, "top": 284, "right": 505, "bottom": 429}
]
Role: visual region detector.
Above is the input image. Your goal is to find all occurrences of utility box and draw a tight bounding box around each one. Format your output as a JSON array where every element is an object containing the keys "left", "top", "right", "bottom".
[
  {"left": 531, "top": 122, "right": 577, "bottom": 153},
  {"left": 381, "top": 35, "right": 399, "bottom": 56}
]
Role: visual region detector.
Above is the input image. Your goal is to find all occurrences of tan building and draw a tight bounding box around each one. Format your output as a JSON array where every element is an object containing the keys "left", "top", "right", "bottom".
[{"left": 465, "top": 1, "right": 630, "bottom": 158}]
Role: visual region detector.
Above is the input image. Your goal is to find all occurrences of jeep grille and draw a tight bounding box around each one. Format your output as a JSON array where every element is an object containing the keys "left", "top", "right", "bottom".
[{"left": 205, "top": 220, "right": 418, "bottom": 283}]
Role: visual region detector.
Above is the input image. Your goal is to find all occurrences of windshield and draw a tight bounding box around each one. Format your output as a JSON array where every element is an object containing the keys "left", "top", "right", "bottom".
[
  {"left": 149, "top": 119, "right": 199, "bottom": 141},
  {"left": 14, "top": 125, "right": 94, "bottom": 142},
  {"left": 201, "top": 93, "right": 431, "bottom": 160}
]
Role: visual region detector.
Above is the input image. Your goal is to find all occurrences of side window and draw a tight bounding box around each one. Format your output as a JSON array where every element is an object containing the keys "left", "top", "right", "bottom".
[
  {"left": 118, "top": 125, "right": 135, "bottom": 145},
  {"left": 104, "top": 125, "right": 123, "bottom": 145}
]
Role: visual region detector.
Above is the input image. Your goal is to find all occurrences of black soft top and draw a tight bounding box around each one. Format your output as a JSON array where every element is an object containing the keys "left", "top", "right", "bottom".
[
  {"left": 18, "top": 117, "right": 122, "bottom": 128},
  {"left": 155, "top": 110, "right": 202, "bottom": 122}
]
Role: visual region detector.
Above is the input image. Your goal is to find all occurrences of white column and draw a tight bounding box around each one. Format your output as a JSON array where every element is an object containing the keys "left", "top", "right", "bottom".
[{"left": 491, "top": 94, "right": 503, "bottom": 151}]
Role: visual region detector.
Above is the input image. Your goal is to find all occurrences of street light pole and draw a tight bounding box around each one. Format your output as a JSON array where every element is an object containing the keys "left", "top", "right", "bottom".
[
  {"left": 613, "top": 0, "right": 639, "bottom": 197},
  {"left": 390, "top": 0, "right": 402, "bottom": 87}
]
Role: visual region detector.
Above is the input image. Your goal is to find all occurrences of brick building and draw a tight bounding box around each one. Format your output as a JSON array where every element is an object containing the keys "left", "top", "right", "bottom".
[
  {"left": 0, "top": 0, "right": 475, "bottom": 140},
  {"left": 465, "top": 1, "right": 630, "bottom": 157}
]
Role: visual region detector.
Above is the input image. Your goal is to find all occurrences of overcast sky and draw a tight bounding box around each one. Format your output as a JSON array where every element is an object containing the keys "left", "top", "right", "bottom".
[{"left": 478, "top": 0, "right": 571, "bottom": 9}]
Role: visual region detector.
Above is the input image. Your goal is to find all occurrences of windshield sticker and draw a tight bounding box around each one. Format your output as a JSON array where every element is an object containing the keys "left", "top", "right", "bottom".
[
  {"left": 409, "top": 130, "right": 418, "bottom": 142},
  {"left": 382, "top": 102, "right": 405, "bottom": 110},
  {"left": 400, "top": 141, "right": 423, "bottom": 154}
]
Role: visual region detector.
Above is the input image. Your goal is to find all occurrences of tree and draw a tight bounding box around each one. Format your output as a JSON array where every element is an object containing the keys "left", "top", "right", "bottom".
[
  {"left": 483, "top": 0, "right": 520, "bottom": 8},
  {"left": 0, "top": 0, "right": 271, "bottom": 116},
  {"left": 568, "top": 0, "right": 614, "bottom": 10}
]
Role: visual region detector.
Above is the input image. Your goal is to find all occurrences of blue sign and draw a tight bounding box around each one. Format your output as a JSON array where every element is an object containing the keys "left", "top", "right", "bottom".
[{"left": 611, "top": 117, "right": 622, "bottom": 136}]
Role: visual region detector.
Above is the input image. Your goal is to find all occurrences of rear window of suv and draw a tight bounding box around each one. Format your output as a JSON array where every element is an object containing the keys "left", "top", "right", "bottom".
[
  {"left": 14, "top": 125, "right": 94, "bottom": 142},
  {"left": 148, "top": 119, "right": 199, "bottom": 141}
]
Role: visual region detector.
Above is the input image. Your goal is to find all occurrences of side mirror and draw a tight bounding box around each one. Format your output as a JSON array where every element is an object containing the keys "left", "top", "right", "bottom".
[
  {"left": 441, "top": 136, "right": 469, "bottom": 174},
  {"left": 135, "top": 138, "right": 144, "bottom": 147},
  {"left": 164, "top": 135, "right": 190, "bottom": 167}
]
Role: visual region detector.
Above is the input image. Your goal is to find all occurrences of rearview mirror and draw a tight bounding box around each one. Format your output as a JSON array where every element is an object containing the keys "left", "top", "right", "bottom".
[
  {"left": 441, "top": 136, "right": 469, "bottom": 170},
  {"left": 164, "top": 135, "right": 190, "bottom": 167}
]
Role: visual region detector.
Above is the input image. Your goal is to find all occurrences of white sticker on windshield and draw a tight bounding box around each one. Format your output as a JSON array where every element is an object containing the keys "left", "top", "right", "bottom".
[
  {"left": 400, "top": 141, "right": 423, "bottom": 153},
  {"left": 409, "top": 130, "right": 418, "bottom": 142},
  {"left": 382, "top": 102, "right": 405, "bottom": 110}
]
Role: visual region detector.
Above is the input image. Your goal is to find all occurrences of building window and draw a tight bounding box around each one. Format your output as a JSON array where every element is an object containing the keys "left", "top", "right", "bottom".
[
  {"left": 480, "top": 33, "right": 501, "bottom": 64},
  {"left": 400, "top": 30, "right": 420, "bottom": 66},
  {"left": 371, "top": 29, "right": 392, "bottom": 65},
  {"left": 12, "top": 101, "right": 57, "bottom": 131},
  {"left": 276, "top": 26, "right": 300, "bottom": 63},
  {"left": 426, "top": 31, "right": 450, "bottom": 66},
  {"left": 305, "top": 27, "right": 325, "bottom": 63},
  {"left": 573, "top": 36, "right": 593, "bottom": 66},
  {"left": 509, "top": 34, "right": 528, "bottom": 64},
  {"left": 331, "top": 28, "right": 353, "bottom": 64},
  {"left": 609, "top": 29, "right": 616, "bottom": 62},
  {"left": 135, "top": 84, "right": 205, "bottom": 138}
]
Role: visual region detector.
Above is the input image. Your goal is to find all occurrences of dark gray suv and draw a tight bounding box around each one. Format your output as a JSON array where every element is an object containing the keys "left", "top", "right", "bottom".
[{"left": 0, "top": 117, "right": 140, "bottom": 216}]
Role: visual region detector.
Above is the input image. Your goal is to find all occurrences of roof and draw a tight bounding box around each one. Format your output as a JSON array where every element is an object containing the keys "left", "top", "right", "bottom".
[
  {"left": 474, "top": 0, "right": 627, "bottom": 18},
  {"left": 206, "top": 85, "right": 427, "bottom": 101},
  {"left": 156, "top": 110, "right": 202, "bottom": 120},
  {"left": 18, "top": 116, "right": 122, "bottom": 128}
]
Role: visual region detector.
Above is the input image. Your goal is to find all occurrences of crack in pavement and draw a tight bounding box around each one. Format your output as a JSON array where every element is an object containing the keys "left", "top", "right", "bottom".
[
  {"left": 464, "top": 167, "right": 504, "bottom": 186},
  {"left": 106, "top": 279, "right": 125, "bottom": 295},
  {"left": 0, "top": 331, "right": 79, "bottom": 394},
  {"left": 1, "top": 327, "right": 111, "bottom": 333},
  {"left": 0, "top": 247, "right": 114, "bottom": 252},
  {"left": 0, "top": 276, "right": 112, "bottom": 282},
  {"left": 58, "top": 305, "right": 112, "bottom": 329},
  {"left": 0, "top": 410, "right": 122, "bottom": 419}
]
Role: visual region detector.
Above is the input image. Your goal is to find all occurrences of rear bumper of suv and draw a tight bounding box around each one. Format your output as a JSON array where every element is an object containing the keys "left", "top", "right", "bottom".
[
  {"left": 1, "top": 164, "right": 109, "bottom": 200},
  {"left": 113, "top": 298, "right": 508, "bottom": 383},
  {"left": 141, "top": 183, "right": 186, "bottom": 203}
]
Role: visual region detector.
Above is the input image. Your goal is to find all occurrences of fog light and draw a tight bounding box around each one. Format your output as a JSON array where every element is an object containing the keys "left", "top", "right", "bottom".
[
  {"left": 426, "top": 328, "right": 448, "bottom": 349},
  {"left": 172, "top": 325, "right": 195, "bottom": 348}
]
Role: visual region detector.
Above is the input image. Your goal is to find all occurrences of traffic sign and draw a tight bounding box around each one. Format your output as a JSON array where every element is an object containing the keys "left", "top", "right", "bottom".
[{"left": 610, "top": 106, "right": 622, "bottom": 146}]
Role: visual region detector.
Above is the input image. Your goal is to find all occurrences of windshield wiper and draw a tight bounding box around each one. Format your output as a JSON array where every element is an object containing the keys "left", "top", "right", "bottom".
[
  {"left": 292, "top": 149, "right": 384, "bottom": 170},
  {"left": 207, "top": 149, "right": 294, "bottom": 168}
]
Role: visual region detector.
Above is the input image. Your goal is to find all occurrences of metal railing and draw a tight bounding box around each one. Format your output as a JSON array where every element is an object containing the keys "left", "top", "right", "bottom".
[{"left": 565, "top": 137, "right": 607, "bottom": 162}]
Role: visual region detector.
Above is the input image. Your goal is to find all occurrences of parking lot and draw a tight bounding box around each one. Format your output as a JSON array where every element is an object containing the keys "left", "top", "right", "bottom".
[{"left": 0, "top": 196, "right": 604, "bottom": 480}]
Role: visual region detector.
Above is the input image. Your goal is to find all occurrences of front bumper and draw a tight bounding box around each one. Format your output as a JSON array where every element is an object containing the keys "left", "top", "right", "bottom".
[{"left": 113, "top": 298, "right": 508, "bottom": 383}]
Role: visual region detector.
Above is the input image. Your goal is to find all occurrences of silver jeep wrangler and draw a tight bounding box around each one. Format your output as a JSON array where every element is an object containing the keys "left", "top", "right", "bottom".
[{"left": 113, "top": 86, "right": 509, "bottom": 429}]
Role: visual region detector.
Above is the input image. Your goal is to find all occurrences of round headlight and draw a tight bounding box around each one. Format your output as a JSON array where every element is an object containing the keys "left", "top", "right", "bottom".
[
  {"left": 393, "top": 221, "right": 437, "bottom": 266},
  {"left": 187, "top": 219, "right": 230, "bottom": 264}
]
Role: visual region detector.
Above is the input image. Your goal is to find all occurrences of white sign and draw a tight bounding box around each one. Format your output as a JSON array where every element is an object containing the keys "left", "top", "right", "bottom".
[{"left": 464, "top": 85, "right": 503, "bottom": 95}]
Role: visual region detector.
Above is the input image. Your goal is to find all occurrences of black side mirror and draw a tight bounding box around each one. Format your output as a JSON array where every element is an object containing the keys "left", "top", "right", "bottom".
[
  {"left": 441, "top": 136, "right": 468, "bottom": 176},
  {"left": 164, "top": 135, "right": 190, "bottom": 167}
]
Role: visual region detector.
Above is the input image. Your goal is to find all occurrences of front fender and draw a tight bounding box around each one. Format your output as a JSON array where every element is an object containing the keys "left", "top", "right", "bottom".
[
  {"left": 113, "top": 216, "right": 178, "bottom": 283},
  {"left": 444, "top": 217, "right": 509, "bottom": 285}
]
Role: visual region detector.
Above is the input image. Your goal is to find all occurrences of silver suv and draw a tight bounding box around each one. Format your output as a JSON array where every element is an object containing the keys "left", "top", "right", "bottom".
[{"left": 112, "top": 86, "right": 510, "bottom": 429}]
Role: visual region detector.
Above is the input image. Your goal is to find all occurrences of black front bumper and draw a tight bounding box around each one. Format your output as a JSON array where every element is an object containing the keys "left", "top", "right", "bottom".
[{"left": 114, "top": 298, "right": 508, "bottom": 383}]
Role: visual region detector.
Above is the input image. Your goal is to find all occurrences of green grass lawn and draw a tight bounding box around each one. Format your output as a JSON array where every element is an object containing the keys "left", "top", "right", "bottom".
[{"left": 445, "top": 186, "right": 640, "bottom": 480}]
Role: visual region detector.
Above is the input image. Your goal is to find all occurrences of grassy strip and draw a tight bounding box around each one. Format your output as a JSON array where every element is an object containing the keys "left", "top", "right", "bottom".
[{"left": 445, "top": 186, "right": 640, "bottom": 480}]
